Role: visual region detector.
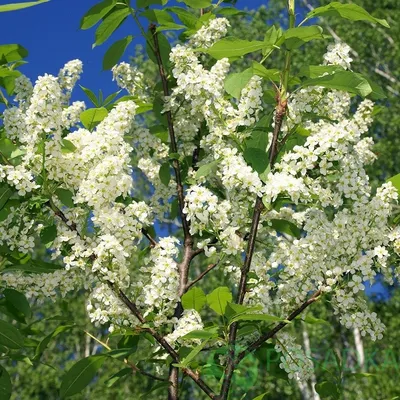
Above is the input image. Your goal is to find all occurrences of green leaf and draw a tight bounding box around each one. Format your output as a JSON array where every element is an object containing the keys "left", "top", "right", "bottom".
[
  {"left": 166, "top": 6, "right": 198, "bottom": 28},
  {"left": 302, "top": 71, "right": 374, "bottom": 97},
  {"left": 1, "top": 259, "right": 63, "bottom": 274},
  {"left": 177, "top": 0, "right": 212, "bottom": 8},
  {"left": 141, "top": 9, "right": 174, "bottom": 24},
  {"left": 80, "top": 0, "right": 116, "bottom": 29},
  {"left": 94, "top": 7, "right": 130, "bottom": 47},
  {"left": 270, "top": 219, "right": 301, "bottom": 239},
  {"left": 105, "top": 368, "right": 131, "bottom": 387},
  {"left": 35, "top": 324, "right": 75, "bottom": 360},
  {"left": 243, "top": 147, "right": 269, "bottom": 177},
  {"left": 178, "top": 339, "right": 210, "bottom": 367},
  {"left": 297, "top": 315, "right": 328, "bottom": 325},
  {"left": 55, "top": 188, "right": 75, "bottom": 208},
  {"left": 3, "top": 289, "right": 31, "bottom": 318},
  {"left": 159, "top": 162, "right": 171, "bottom": 186},
  {"left": 315, "top": 381, "right": 340, "bottom": 399},
  {"left": 229, "top": 313, "right": 288, "bottom": 325},
  {"left": 195, "top": 160, "right": 219, "bottom": 179},
  {"left": 207, "top": 287, "right": 232, "bottom": 315},
  {"left": 251, "top": 62, "right": 280, "bottom": 82},
  {"left": 103, "top": 36, "right": 133, "bottom": 70},
  {"left": 298, "top": 65, "right": 344, "bottom": 78},
  {"left": 0, "top": 319, "right": 24, "bottom": 349},
  {"left": 214, "top": 7, "right": 247, "bottom": 16},
  {"left": 182, "top": 287, "right": 206, "bottom": 311},
  {"left": 60, "top": 355, "right": 106, "bottom": 398},
  {"left": 106, "top": 348, "right": 136, "bottom": 359},
  {"left": 0, "top": 44, "right": 28, "bottom": 64},
  {"left": 252, "top": 393, "right": 269, "bottom": 400},
  {"left": 156, "top": 22, "right": 186, "bottom": 32},
  {"left": 0, "top": 366, "right": 11, "bottom": 400},
  {"left": 40, "top": 225, "right": 57, "bottom": 245},
  {"left": 80, "top": 107, "right": 108, "bottom": 130},
  {"left": 224, "top": 69, "right": 254, "bottom": 99},
  {"left": 137, "top": 0, "right": 168, "bottom": 7},
  {"left": 306, "top": 2, "right": 389, "bottom": 28},
  {"left": 0, "top": 0, "right": 48, "bottom": 13},
  {"left": 80, "top": 85, "right": 99, "bottom": 107},
  {"left": 182, "top": 329, "right": 218, "bottom": 340},
  {"left": 61, "top": 139, "right": 77, "bottom": 154},
  {"left": 280, "top": 26, "right": 324, "bottom": 50},
  {"left": 388, "top": 173, "right": 400, "bottom": 194},
  {"left": 0, "top": 138, "right": 18, "bottom": 158},
  {"left": 0, "top": 185, "right": 13, "bottom": 211},
  {"left": 197, "top": 37, "right": 265, "bottom": 60}
]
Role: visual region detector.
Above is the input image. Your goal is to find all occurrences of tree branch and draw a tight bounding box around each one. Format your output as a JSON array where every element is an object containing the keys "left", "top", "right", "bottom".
[
  {"left": 46, "top": 201, "right": 217, "bottom": 400},
  {"left": 185, "top": 263, "right": 219, "bottom": 292},
  {"left": 235, "top": 290, "right": 322, "bottom": 365}
]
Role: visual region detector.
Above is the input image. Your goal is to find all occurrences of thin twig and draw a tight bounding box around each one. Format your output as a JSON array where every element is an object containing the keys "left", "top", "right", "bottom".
[
  {"left": 141, "top": 228, "right": 157, "bottom": 247},
  {"left": 236, "top": 290, "right": 322, "bottom": 364},
  {"left": 185, "top": 263, "right": 219, "bottom": 291}
]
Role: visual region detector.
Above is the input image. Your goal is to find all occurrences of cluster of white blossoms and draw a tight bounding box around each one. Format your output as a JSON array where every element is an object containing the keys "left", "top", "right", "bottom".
[
  {"left": 112, "top": 62, "right": 147, "bottom": 99},
  {"left": 137, "top": 237, "right": 180, "bottom": 324},
  {"left": 275, "top": 332, "right": 314, "bottom": 381},
  {"left": 0, "top": 13, "right": 399, "bottom": 387}
]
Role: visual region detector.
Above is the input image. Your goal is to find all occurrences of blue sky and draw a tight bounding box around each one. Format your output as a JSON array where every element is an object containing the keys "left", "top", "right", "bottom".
[{"left": 1, "top": 0, "right": 269, "bottom": 99}]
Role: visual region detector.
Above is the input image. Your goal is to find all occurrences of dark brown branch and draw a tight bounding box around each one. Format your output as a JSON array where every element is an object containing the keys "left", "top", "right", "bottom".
[
  {"left": 185, "top": 263, "right": 218, "bottom": 292},
  {"left": 141, "top": 228, "right": 157, "bottom": 248},
  {"left": 236, "top": 290, "right": 322, "bottom": 365},
  {"left": 46, "top": 201, "right": 216, "bottom": 399},
  {"left": 149, "top": 24, "right": 191, "bottom": 247},
  {"left": 218, "top": 78, "right": 289, "bottom": 400}
]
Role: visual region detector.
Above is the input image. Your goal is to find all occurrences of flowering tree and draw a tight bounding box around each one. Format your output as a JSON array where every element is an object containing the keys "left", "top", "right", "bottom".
[{"left": 0, "top": 0, "right": 399, "bottom": 399}]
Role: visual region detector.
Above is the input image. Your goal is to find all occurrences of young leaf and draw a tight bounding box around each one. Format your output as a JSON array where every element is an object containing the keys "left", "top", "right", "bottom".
[
  {"left": 3, "top": 288, "right": 31, "bottom": 318},
  {"left": 40, "top": 225, "right": 58, "bottom": 245},
  {"left": 305, "top": 2, "right": 389, "bottom": 28},
  {"left": 179, "top": 339, "right": 210, "bottom": 367},
  {"left": 298, "top": 65, "right": 344, "bottom": 78},
  {"left": 301, "top": 71, "right": 374, "bottom": 97},
  {"left": 61, "top": 139, "right": 77, "bottom": 154},
  {"left": 0, "top": 319, "right": 24, "bottom": 349},
  {"left": 137, "top": 0, "right": 168, "bottom": 7},
  {"left": 94, "top": 7, "right": 130, "bottom": 47},
  {"left": 243, "top": 148, "right": 269, "bottom": 175},
  {"left": 388, "top": 173, "right": 400, "bottom": 194},
  {"left": 166, "top": 6, "right": 198, "bottom": 29},
  {"left": 55, "top": 188, "right": 75, "bottom": 208},
  {"left": 269, "top": 219, "right": 301, "bottom": 239},
  {"left": 141, "top": 9, "right": 174, "bottom": 24},
  {"left": 60, "top": 355, "right": 106, "bottom": 398},
  {"left": 224, "top": 69, "right": 254, "bottom": 99},
  {"left": 159, "top": 162, "right": 171, "bottom": 186},
  {"left": 197, "top": 37, "right": 265, "bottom": 59},
  {"left": 315, "top": 381, "right": 340, "bottom": 400},
  {"left": 0, "top": 0, "right": 48, "bottom": 13},
  {"left": 79, "top": 85, "right": 99, "bottom": 107},
  {"left": 195, "top": 160, "right": 219, "bottom": 179},
  {"left": 0, "top": 366, "right": 11, "bottom": 400},
  {"left": 0, "top": 44, "right": 28, "bottom": 64},
  {"left": 0, "top": 185, "right": 13, "bottom": 211},
  {"left": 35, "top": 324, "right": 75, "bottom": 360},
  {"left": 103, "top": 35, "right": 133, "bottom": 70},
  {"left": 177, "top": 0, "right": 212, "bottom": 8},
  {"left": 80, "top": 107, "right": 108, "bottom": 130},
  {"left": 207, "top": 287, "right": 232, "bottom": 315},
  {"left": 105, "top": 368, "right": 132, "bottom": 388},
  {"left": 280, "top": 26, "right": 324, "bottom": 50},
  {"left": 80, "top": 0, "right": 116, "bottom": 30},
  {"left": 182, "top": 329, "right": 218, "bottom": 340},
  {"left": 182, "top": 287, "right": 207, "bottom": 311}
]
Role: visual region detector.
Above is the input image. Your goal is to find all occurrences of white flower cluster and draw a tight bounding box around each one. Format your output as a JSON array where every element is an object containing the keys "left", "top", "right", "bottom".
[
  {"left": 164, "top": 309, "right": 204, "bottom": 345},
  {"left": 275, "top": 332, "right": 314, "bottom": 381},
  {"left": 137, "top": 237, "right": 180, "bottom": 323},
  {"left": 323, "top": 42, "right": 352, "bottom": 69},
  {"left": 112, "top": 62, "right": 147, "bottom": 99},
  {"left": 58, "top": 59, "right": 83, "bottom": 103}
]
